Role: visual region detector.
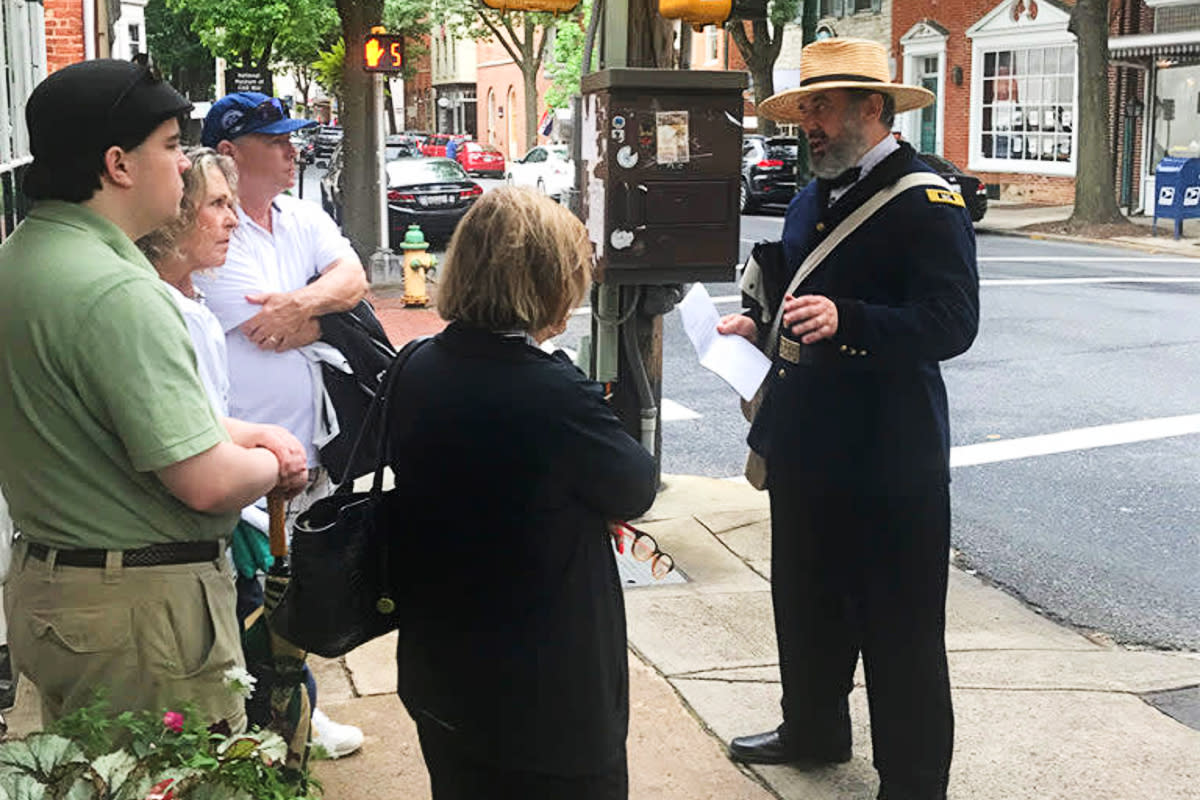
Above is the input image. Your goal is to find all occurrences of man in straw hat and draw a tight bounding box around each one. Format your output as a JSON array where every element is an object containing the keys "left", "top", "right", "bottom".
[{"left": 718, "top": 38, "right": 979, "bottom": 800}]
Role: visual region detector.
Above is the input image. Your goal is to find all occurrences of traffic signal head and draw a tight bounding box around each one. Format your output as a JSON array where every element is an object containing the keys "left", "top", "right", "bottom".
[
  {"left": 658, "top": 0, "right": 766, "bottom": 29},
  {"left": 362, "top": 34, "right": 404, "bottom": 72},
  {"left": 481, "top": 0, "right": 580, "bottom": 11}
]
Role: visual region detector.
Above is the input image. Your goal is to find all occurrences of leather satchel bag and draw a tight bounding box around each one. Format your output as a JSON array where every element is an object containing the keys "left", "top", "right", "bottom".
[
  {"left": 741, "top": 172, "right": 952, "bottom": 489},
  {"left": 269, "top": 336, "right": 430, "bottom": 658}
]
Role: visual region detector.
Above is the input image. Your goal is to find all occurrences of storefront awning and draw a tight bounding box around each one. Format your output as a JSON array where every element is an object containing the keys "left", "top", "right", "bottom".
[{"left": 1109, "top": 30, "right": 1200, "bottom": 59}]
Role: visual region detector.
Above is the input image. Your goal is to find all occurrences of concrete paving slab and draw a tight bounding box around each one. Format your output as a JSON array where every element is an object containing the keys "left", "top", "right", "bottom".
[
  {"left": 949, "top": 687, "right": 1200, "bottom": 800},
  {"left": 316, "top": 655, "right": 776, "bottom": 800},
  {"left": 716, "top": 519, "right": 772, "bottom": 563},
  {"left": 343, "top": 631, "right": 399, "bottom": 697},
  {"left": 945, "top": 570, "right": 1099, "bottom": 651},
  {"left": 681, "top": 665, "right": 781, "bottom": 683},
  {"left": 949, "top": 649, "right": 1200, "bottom": 693},
  {"left": 634, "top": 517, "right": 769, "bottom": 595},
  {"left": 1143, "top": 685, "right": 1200, "bottom": 733},
  {"left": 644, "top": 475, "right": 767, "bottom": 523},
  {"left": 748, "top": 559, "right": 772, "bottom": 580},
  {"left": 694, "top": 508, "right": 772, "bottom": 535},
  {"left": 307, "top": 653, "right": 355, "bottom": 704},
  {"left": 626, "top": 591, "right": 778, "bottom": 676}
]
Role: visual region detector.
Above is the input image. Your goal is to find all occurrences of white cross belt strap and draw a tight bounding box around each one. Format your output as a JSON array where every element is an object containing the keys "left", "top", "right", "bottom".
[{"left": 742, "top": 171, "right": 952, "bottom": 360}]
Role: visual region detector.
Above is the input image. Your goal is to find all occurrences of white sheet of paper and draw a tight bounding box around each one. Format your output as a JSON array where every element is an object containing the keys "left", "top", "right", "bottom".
[{"left": 678, "top": 283, "right": 771, "bottom": 402}]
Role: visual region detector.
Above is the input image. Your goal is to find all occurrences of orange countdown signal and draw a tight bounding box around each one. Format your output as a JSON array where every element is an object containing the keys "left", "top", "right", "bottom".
[{"left": 362, "top": 34, "right": 404, "bottom": 72}]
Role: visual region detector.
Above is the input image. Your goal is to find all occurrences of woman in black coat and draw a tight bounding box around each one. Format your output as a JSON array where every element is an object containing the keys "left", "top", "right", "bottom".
[{"left": 386, "top": 187, "right": 658, "bottom": 799}]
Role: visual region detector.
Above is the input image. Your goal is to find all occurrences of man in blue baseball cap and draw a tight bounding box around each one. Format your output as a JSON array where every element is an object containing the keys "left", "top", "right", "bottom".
[{"left": 196, "top": 92, "right": 368, "bottom": 759}]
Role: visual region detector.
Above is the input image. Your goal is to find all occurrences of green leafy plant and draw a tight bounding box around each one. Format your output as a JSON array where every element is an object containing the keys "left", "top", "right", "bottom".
[{"left": 0, "top": 689, "right": 317, "bottom": 799}]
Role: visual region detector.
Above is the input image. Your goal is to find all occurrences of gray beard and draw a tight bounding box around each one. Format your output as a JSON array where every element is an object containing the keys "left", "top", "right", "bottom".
[{"left": 810, "top": 126, "right": 872, "bottom": 179}]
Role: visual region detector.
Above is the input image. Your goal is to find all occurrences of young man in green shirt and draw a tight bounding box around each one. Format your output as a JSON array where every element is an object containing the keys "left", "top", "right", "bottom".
[{"left": 0, "top": 60, "right": 307, "bottom": 730}]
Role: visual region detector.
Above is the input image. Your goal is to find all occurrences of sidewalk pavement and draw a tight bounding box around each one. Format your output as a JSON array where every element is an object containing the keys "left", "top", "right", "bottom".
[{"left": 977, "top": 202, "right": 1200, "bottom": 257}]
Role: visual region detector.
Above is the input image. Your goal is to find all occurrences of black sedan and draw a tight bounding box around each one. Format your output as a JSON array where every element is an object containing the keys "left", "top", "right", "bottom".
[
  {"left": 386, "top": 157, "right": 482, "bottom": 247},
  {"left": 917, "top": 152, "right": 988, "bottom": 222}
]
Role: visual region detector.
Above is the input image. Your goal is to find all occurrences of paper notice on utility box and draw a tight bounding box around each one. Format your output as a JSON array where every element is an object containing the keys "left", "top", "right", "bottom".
[
  {"left": 678, "top": 283, "right": 771, "bottom": 402},
  {"left": 656, "top": 111, "right": 690, "bottom": 164}
]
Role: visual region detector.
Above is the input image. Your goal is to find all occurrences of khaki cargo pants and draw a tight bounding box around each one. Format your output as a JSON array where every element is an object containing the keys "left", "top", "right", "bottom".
[{"left": 4, "top": 539, "right": 246, "bottom": 732}]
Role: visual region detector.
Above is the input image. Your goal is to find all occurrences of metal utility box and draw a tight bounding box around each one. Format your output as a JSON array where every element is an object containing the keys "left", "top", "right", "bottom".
[
  {"left": 1152, "top": 156, "right": 1200, "bottom": 240},
  {"left": 580, "top": 69, "right": 748, "bottom": 284}
]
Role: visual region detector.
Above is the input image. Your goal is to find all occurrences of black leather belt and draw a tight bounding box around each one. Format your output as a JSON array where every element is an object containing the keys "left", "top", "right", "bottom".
[{"left": 25, "top": 540, "right": 221, "bottom": 568}]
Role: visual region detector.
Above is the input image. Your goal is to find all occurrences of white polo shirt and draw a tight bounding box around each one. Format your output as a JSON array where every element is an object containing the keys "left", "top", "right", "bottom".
[
  {"left": 193, "top": 194, "right": 356, "bottom": 465},
  {"left": 165, "top": 284, "right": 229, "bottom": 416}
]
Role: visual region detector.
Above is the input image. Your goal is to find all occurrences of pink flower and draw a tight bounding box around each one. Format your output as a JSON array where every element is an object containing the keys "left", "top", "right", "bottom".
[
  {"left": 162, "top": 711, "right": 184, "bottom": 734},
  {"left": 146, "top": 777, "right": 175, "bottom": 800}
]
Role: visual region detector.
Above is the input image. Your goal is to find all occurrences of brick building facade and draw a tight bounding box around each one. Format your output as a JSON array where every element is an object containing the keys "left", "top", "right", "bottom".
[
  {"left": 475, "top": 35, "right": 551, "bottom": 159},
  {"left": 44, "top": 0, "right": 85, "bottom": 73}
]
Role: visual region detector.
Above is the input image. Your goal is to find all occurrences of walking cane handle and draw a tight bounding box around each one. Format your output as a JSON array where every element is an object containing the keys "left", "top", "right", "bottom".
[{"left": 267, "top": 491, "right": 287, "bottom": 559}]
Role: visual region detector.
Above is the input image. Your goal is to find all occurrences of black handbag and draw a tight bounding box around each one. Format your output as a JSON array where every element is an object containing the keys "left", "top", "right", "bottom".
[
  {"left": 268, "top": 335, "right": 430, "bottom": 658},
  {"left": 313, "top": 295, "right": 398, "bottom": 485}
]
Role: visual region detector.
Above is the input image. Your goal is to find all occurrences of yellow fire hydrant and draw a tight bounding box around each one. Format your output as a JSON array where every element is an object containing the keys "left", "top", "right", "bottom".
[{"left": 399, "top": 225, "right": 436, "bottom": 307}]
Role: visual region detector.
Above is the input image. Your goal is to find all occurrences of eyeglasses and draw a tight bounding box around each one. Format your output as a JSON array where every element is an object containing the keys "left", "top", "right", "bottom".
[
  {"left": 223, "top": 98, "right": 288, "bottom": 138},
  {"left": 610, "top": 521, "right": 675, "bottom": 580}
]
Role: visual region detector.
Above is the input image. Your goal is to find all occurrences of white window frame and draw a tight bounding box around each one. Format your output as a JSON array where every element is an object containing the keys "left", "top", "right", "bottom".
[
  {"left": 967, "top": 2, "right": 1077, "bottom": 176},
  {"left": 899, "top": 22, "right": 947, "bottom": 155},
  {"left": 705, "top": 26, "right": 719, "bottom": 63},
  {"left": 0, "top": 0, "right": 45, "bottom": 166}
]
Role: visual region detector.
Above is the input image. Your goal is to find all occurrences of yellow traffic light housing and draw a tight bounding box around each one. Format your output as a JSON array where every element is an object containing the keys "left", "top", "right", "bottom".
[
  {"left": 481, "top": 0, "right": 580, "bottom": 11},
  {"left": 658, "top": 0, "right": 766, "bottom": 30},
  {"left": 362, "top": 33, "right": 404, "bottom": 72}
]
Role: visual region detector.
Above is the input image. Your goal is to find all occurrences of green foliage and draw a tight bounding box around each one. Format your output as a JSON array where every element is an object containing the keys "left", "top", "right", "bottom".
[
  {"left": 0, "top": 693, "right": 314, "bottom": 799},
  {"left": 770, "top": 0, "right": 803, "bottom": 27},
  {"left": 165, "top": 0, "right": 339, "bottom": 70},
  {"left": 145, "top": 0, "right": 215, "bottom": 99},
  {"left": 543, "top": 1, "right": 593, "bottom": 110},
  {"left": 312, "top": 38, "right": 346, "bottom": 107}
]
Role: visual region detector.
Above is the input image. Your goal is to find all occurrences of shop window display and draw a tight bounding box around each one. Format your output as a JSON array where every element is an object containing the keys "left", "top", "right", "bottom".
[{"left": 979, "top": 44, "right": 1076, "bottom": 164}]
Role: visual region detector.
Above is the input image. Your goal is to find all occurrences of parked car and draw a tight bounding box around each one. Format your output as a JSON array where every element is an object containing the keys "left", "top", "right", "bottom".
[
  {"left": 419, "top": 133, "right": 452, "bottom": 157},
  {"left": 313, "top": 125, "right": 343, "bottom": 164},
  {"left": 319, "top": 142, "right": 345, "bottom": 225},
  {"left": 917, "top": 152, "right": 989, "bottom": 222},
  {"left": 385, "top": 157, "right": 482, "bottom": 246},
  {"left": 385, "top": 134, "right": 419, "bottom": 161},
  {"left": 505, "top": 144, "right": 573, "bottom": 200},
  {"left": 741, "top": 135, "right": 799, "bottom": 213},
  {"left": 457, "top": 141, "right": 506, "bottom": 177},
  {"left": 291, "top": 127, "right": 317, "bottom": 164}
]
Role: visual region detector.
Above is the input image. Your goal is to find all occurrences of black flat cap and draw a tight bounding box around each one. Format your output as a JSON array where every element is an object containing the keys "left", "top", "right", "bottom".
[{"left": 26, "top": 59, "right": 192, "bottom": 160}]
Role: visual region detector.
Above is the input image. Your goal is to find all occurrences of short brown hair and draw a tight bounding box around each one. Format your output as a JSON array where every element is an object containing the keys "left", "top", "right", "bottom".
[
  {"left": 438, "top": 187, "right": 592, "bottom": 333},
  {"left": 137, "top": 147, "right": 238, "bottom": 265}
]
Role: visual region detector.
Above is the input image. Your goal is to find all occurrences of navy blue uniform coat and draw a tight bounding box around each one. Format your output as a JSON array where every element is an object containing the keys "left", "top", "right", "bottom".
[{"left": 747, "top": 143, "right": 979, "bottom": 491}]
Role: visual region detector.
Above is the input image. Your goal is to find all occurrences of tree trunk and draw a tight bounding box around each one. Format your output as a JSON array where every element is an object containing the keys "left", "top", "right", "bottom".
[
  {"left": 627, "top": 0, "right": 673, "bottom": 67},
  {"left": 337, "top": 0, "right": 386, "bottom": 263},
  {"left": 1068, "top": 0, "right": 1123, "bottom": 225},
  {"left": 523, "top": 20, "right": 539, "bottom": 152},
  {"left": 753, "top": 63, "right": 776, "bottom": 136}
]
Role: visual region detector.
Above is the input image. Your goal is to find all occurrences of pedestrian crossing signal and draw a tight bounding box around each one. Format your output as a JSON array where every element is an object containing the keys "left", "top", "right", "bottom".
[{"left": 363, "top": 34, "right": 404, "bottom": 73}]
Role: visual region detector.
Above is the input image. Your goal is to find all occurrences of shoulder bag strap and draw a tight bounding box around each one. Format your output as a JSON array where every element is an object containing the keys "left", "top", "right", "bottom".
[
  {"left": 333, "top": 335, "right": 432, "bottom": 495},
  {"left": 759, "top": 172, "right": 950, "bottom": 358}
]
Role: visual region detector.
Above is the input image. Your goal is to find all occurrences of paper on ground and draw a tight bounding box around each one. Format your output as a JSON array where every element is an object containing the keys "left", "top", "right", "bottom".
[{"left": 678, "top": 283, "right": 770, "bottom": 401}]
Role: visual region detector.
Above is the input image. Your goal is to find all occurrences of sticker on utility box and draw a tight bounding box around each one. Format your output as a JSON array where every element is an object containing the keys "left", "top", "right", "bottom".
[{"left": 656, "top": 111, "right": 689, "bottom": 164}]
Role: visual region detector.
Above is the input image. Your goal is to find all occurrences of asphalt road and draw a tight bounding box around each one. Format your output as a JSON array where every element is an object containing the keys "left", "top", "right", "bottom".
[{"left": 304, "top": 162, "right": 1200, "bottom": 651}]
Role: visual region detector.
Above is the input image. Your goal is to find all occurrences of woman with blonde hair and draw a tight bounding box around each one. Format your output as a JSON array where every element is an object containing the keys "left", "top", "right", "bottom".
[{"left": 386, "top": 187, "right": 657, "bottom": 799}]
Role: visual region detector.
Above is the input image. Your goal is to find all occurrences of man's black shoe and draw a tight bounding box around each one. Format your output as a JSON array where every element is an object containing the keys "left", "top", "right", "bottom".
[{"left": 728, "top": 728, "right": 851, "bottom": 766}]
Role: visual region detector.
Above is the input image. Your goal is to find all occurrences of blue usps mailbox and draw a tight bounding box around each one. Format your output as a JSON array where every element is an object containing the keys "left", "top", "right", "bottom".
[{"left": 1152, "top": 157, "right": 1200, "bottom": 240}]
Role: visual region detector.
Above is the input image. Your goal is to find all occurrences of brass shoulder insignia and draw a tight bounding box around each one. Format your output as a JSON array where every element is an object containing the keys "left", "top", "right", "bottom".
[{"left": 925, "top": 188, "right": 965, "bottom": 207}]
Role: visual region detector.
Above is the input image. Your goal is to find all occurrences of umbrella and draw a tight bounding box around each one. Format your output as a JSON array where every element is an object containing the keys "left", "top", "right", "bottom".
[{"left": 241, "top": 491, "right": 312, "bottom": 777}]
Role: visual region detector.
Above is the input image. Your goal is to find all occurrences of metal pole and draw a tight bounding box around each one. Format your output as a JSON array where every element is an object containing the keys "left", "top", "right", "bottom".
[{"left": 376, "top": 73, "right": 388, "bottom": 251}]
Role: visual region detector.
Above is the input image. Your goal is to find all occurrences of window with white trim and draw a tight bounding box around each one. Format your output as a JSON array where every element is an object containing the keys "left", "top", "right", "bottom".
[
  {"left": 705, "top": 26, "right": 719, "bottom": 62},
  {"left": 979, "top": 44, "right": 1076, "bottom": 164},
  {"left": 0, "top": 0, "right": 46, "bottom": 241}
]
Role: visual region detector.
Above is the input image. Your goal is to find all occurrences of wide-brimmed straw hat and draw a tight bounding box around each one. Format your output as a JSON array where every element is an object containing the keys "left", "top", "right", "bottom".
[{"left": 758, "top": 38, "right": 935, "bottom": 123}]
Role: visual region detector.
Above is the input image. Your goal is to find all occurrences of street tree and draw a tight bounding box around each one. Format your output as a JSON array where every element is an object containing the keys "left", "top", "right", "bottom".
[
  {"left": 145, "top": 0, "right": 214, "bottom": 99},
  {"left": 544, "top": 2, "right": 592, "bottom": 111},
  {"left": 726, "top": 0, "right": 802, "bottom": 137},
  {"left": 1067, "top": 0, "right": 1124, "bottom": 226},
  {"left": 165, "top": 0, "right": 337, "bottom": 70},
  {"left": 312, "top": 38, "right": 346, "bottom": 108}
]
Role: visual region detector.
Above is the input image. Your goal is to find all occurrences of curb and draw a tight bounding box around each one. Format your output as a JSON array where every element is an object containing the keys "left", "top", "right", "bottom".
[{"left": 974, "top": 225, "right": 1200, "bottom": 257}]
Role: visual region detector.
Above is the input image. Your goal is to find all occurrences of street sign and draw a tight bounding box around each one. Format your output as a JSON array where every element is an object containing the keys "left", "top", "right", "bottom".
[
  {"left": 362, "top": 34, "right": 404, "bottom": 72},
  {"left": 225, "top": 69, "right": 272, "bottom": 95}
]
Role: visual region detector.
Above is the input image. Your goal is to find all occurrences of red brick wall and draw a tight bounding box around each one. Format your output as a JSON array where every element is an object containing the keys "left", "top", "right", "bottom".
[
  {"left": 410, "top": 40, "right": 434, "bottom": 133},
  {"left": 892, "top": 0, "right": 1151, "bottom": 206},
  {"left": 45, "top": 0, "right": 85, "bottom": 73},
  {"left": 475, "top": 35, "right": 551, "bottom": 158},
  {"left": 689, "top": 27, "right": 755, "bottom": 122}
]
